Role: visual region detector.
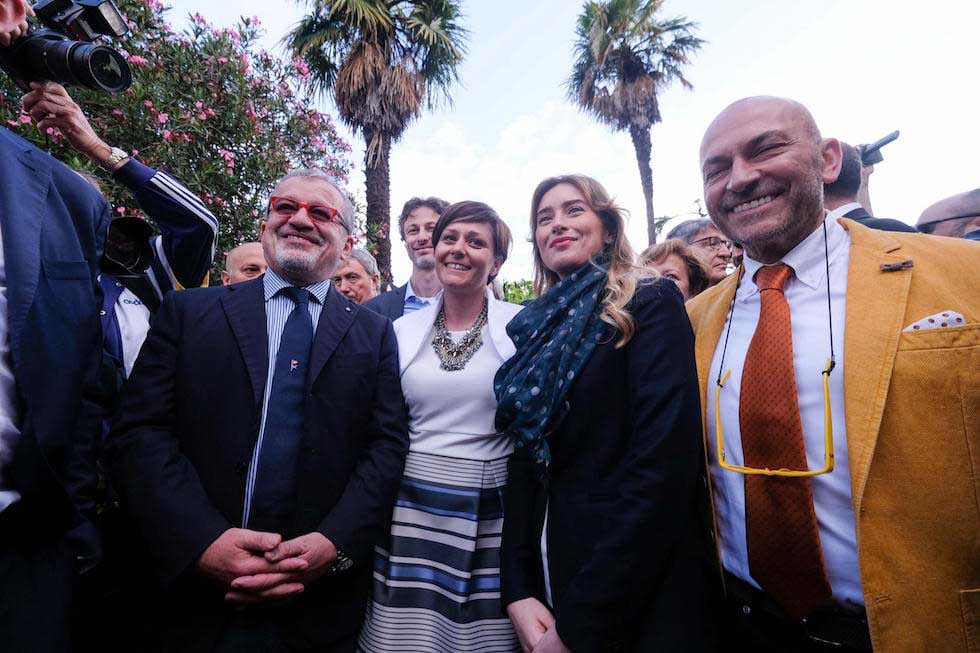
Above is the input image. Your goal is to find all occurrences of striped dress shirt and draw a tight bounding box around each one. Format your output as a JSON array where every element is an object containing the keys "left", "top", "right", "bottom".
[{"left": 242, "top": 269, "right": 333, "bottom": 527}]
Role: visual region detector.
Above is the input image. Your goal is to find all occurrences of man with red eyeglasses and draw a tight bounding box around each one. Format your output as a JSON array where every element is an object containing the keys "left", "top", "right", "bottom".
[{"left": 109, "top": 169, "right": 409, "bottom": 651}]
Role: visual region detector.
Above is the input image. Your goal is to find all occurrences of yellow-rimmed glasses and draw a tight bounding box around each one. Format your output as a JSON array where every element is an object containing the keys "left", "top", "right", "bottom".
[{"left": 714, "top": 358, "right": 835, "bottom": 477}]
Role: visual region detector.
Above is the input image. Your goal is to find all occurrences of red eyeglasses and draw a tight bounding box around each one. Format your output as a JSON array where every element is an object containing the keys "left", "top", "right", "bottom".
[{"left": 268, "top": 196, "right": 347, "bottom": 231}]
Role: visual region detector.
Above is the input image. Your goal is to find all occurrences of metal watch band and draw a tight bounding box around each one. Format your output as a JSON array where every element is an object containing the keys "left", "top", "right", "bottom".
[{"left": 99, "top": 146, "right": 129, "bottom": 171}]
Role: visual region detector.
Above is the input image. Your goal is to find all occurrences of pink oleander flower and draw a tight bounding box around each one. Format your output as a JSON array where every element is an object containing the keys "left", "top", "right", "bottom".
[
  {"left": 126, "top": 55, "right": 149, "bottom": 67},
  {"left": 111, "top": 109, "right": 124, "bottom": 117},
  {"left": 19, "top": 113, "right": 31, "bottom": 123},
  {"left": 196, "top": 112, "right": 207, "bottom": 120},
  {"left": 195, "top": 101, "right": 204, "bottom": 109},
  {"left": 116, "top": 206, "right": 126, "bottom": 215},
  {"left": 144, "top": 100, "right": 154, "bottom": 108},
  {"left": 6, "top": 120, "right": 18, "bottom": 127},
  {"left": 217, "top": 57, "right": 229, "bottom": 64},
  {"left": 162, "top": 130, "right": 173, "bottom": 140},
  {"left": 157, "top": 113, "right": 169, "bottom": 123}
]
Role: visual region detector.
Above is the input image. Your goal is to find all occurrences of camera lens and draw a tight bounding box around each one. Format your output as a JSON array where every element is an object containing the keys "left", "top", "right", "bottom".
[
  {"left": 16, "top": 32, "right": 132, "bottom": 94},
  {"left": 68, "top": 43, "right": 132, "bottom": 93}
]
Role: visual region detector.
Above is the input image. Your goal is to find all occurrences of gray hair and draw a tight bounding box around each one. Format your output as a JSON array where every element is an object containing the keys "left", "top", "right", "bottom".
[
  {"left": 346, "top": 247, "right": 379, "bottom": 278},
  {"left": 269, "top": 168, "right": 355, "bottom": 233},
  {"left": 665, "top": 218, "right": 715, "bottom": 244}
]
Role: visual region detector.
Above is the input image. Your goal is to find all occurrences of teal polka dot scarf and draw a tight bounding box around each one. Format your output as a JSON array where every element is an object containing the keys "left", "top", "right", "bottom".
[{"left": 494, "top": 259, "right": 608, "bottom": 473}]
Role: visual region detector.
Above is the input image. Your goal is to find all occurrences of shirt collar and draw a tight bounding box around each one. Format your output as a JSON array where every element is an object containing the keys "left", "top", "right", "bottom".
[
  {"left": 404, "top": 278, "right": 438, "bottom": 303},
  {"left": 262, "top": 269, "right": 332, "bottom": 304},
  {"left": 741, "top": 213, "right": 849, "bottom": 300},
  {"left": 826, "top": 201, "right": 862, "bottom": 222}
]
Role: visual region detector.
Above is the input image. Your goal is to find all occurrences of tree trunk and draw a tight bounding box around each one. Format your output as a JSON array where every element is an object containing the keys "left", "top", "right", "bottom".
[
  {"left": 629, "top": 125, "right": 656, "bottom": 245},
  {"left": 363, "top": 128, "right": 393, "bottom": 285}
]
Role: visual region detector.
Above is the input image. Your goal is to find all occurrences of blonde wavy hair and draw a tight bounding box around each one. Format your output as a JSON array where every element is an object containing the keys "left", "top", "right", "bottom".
[{"left": 530, "top": 174, "right": 641, "bottom": 348}]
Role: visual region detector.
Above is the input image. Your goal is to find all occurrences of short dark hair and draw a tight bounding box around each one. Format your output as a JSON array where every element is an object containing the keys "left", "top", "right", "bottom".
[
  {"left": 432, "top": 201, "right": 512, "bottom": 284},
  {"left": 639, "top": 239, "right": 711, "bottom": 298},
  {"left": 665, "top": 218, "right": 714, "bottom": 244},
  {"left": 824, "top": 142, "right": 861, "bottom": 201},
  {"left": 397, "top": 196, "right": 450, "bottom": 240}
]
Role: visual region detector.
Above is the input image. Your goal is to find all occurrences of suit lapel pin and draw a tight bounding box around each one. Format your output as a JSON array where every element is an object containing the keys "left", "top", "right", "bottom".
[{"left": 880, "top": 259, "right": 914, "bottom": 272}]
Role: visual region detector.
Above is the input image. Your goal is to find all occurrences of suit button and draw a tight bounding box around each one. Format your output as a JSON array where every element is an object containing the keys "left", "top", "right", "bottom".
[
  {"left": 235, "top": 462, "right": 247, "bottom": 475},
  {"left": 115, "top": 282, "right": 122, "bottom": 287},
  {"left": 99, "top": 310, "right": 107, "bottom": 316},
  {"left": 742, "top": 604, "right": 751, "bottom": 615}
]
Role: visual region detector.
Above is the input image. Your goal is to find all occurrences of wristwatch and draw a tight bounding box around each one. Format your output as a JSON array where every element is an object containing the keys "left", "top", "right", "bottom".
[
  {"left": 99, "top": 146, "right": 129, "bottom": 171},
  {"left": 330, "top": 549, "right": 353, "bottom": 573}
]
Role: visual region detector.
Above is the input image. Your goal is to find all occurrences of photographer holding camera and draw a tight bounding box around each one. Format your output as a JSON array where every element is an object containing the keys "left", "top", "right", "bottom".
[
  {"left": 0, "top": 0, "right": 108, "bottom": 648},
  {"left": 22, "top": 80, "right": 219, "bottom": 380}
]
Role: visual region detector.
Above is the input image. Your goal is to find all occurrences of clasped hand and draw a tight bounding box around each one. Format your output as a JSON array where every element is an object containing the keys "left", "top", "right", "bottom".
[
  {"left": 507, "top": 597, "right": 570, "bottom": 653},
  {"left": 196, "top": 528, "right": 338, "bottom": 604}
]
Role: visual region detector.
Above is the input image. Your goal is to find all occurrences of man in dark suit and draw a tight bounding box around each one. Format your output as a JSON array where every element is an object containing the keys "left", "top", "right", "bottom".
[
  {"left": 0, "top": 119, "right": 108, "bottom": 649},
  {"left": 363, "top": 196, "right": 448, "bottom": 320},
  {"left": 109, "top": 169, "right": 409, "bottom": 652},
  {"left": 823, "top": 142, "right": 918, "bottom": 233}
]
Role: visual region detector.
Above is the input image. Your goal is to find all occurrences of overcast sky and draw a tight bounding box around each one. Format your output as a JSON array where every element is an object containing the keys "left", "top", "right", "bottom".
[{"left": 167, "top": 0, "right": 980, "bottom": 283}]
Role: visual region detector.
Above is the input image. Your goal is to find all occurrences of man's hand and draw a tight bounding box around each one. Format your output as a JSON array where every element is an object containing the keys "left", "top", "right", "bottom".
[
  {"left": 0, "top": 0, "right": 31, "bottom": 47},
  {"left": 507, "top": 597, "right": 556, "bottom": 653},
  {"left": 532, "top": 625, "right": 570, "bottom": 653},
  {"left": 21, "top": 81, "right": 118, "bottom": 164},
  {"left": 196, "top": 528, "right": 309, "bottom": 592},
  {"left": 226, "top": 532, "right": 337, "bottom": 603}
]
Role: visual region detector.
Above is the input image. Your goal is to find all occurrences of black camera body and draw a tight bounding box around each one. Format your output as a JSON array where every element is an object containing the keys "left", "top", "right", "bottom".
[{"left": 0, "top": 0, "right": 132, "bottom": 93}]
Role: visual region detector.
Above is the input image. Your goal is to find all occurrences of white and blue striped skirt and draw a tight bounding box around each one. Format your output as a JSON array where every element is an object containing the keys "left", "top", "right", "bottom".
[{"left": 357, "top": 451, "right": 519, "bottom": 652}]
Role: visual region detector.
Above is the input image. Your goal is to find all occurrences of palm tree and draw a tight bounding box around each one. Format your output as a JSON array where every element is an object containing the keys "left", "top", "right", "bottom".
[
  {"left": 285, "top": 0, "right": 467, "bottom": 282},
  {"left": 569, "top": 0, "right": 703, "bottom": 245}
]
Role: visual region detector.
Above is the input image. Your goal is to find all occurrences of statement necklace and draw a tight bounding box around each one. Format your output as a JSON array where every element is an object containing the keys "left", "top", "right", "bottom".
[{"left": 431, "top": 299, "right": 489, "bottom": 371}]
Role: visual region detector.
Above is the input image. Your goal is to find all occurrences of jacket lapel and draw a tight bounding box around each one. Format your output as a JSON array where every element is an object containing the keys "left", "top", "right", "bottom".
[
  {"left": 308, "top": 286, "right": 356, "bottom": 385},
  {"left": 220, "top": 277, "right": 269, "bottom": 409},
  {"left": 693, "top": 272, "right": 739, "bottom": 436},
  {"left": 2, "top": 144, "right": 48, "bottom": 361},
  {"left": 839, "top": 219, "right": 912, "bottom": 510}
]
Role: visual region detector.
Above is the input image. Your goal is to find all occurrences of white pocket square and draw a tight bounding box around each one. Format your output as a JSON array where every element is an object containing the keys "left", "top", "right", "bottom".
[{"left": 903, "top": 310, "right": 967, "bottom": 332}]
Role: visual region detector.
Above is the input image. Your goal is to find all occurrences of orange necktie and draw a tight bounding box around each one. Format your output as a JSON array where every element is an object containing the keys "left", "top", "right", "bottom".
[{"left": 740, "top": 263, "right": 832, "bottom": 621}]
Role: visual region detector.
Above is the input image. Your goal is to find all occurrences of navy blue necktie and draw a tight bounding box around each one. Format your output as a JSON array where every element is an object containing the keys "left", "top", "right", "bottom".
[{"left": 249, "top": 286, "right": 315, "bottom": 533}]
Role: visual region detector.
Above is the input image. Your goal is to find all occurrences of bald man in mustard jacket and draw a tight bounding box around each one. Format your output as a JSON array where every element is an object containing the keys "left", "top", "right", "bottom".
[{"left": 688, "top": 95, "right": 980, "bottom": 652}]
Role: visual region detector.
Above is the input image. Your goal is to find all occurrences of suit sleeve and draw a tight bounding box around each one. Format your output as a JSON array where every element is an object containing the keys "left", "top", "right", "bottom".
[
  {"left": 316, "top": 318, "right": 410, "bottom": 565},
  {"left": 114, "top": 159, "right": 218, "bottom": 292},
  {"left": 107, "top": 291, "right": 230, "bottom": 585},
  {"left": 554, "top": 281, "right": 704, "bottom": 650},
  {"left": 500, "top": 449, "right": 541, "bottom": 607}
]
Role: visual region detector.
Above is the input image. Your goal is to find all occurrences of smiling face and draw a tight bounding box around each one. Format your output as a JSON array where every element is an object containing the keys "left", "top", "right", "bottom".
[
  {"left": 699, "top": 97, "right": 841, "bottom": 263},
  {"left": 222, "top": 242, "right": 267, "bottom": 285},
  {"left": 403, "top": 206, "right": 440, "bottom": 271},
  {"left": 434, "top": 220, "right": 501, "bottom": 295},
  {"left": 534, "top": 183, "right": 608, "bottom": 280},
  {"left": 260, "top": 176, "right": 353, "bottom": 285}
]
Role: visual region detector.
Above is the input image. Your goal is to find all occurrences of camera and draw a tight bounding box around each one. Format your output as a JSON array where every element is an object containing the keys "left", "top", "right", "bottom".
[{"left": 0, "top": 0, "right": 132, "bottom": 93}]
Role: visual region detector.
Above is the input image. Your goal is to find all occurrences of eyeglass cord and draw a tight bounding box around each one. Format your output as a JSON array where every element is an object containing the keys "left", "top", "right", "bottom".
[{"left": 715, "top": 219, "right": 835, "bottom": 386}]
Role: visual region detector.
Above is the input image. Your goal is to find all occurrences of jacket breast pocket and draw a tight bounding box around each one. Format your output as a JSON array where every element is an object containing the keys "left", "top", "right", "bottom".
[
  {"left": 44, "top": 259, "right": 91, "bottom": 280},
  {"left": 42, "top": 259, "right": 96, "bottom": 325}
]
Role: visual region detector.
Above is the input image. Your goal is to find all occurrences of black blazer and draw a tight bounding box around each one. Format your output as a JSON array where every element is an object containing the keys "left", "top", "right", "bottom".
[
  {"left": 363, "top": 283, "right": 407, "bottom": 320},
  {"left": 0, "top": 127, "right": 107, "bottom": 554},
  {"left": 108, "top": 276, "right": 409, "bottom": 649},
  {"left": 501, "top": 279, "right": 714, "bottom": 652},
  {"left": 843, "top": 206, "right": 919, "bottom": 233}
]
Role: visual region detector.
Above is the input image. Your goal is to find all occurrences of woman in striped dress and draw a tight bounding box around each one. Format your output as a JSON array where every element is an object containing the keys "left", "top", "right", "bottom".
[{"left": 358, "top": 202, "right": 522, "bottom": 652}]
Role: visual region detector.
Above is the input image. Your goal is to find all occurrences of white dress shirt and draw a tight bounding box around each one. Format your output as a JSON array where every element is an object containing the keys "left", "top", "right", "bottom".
[
  {"left": 0, "top": 224, "right": 22, "bottom": 512},
  {"left": 115, "top": 288, "right": 152, "bottom": 378},
  {"left": 705, "top": 215, "right": 864, "bottom": 608}
]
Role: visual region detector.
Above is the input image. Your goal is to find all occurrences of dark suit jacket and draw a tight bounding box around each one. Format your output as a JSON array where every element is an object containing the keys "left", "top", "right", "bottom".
[
  {"left": 844, "top": 206, "right": 919, "bottom": 233},
  {"left": 0, "top": 127, "right": 107, "bottom": 553},
  {"left": 501, "top": 279, "right": 715, "bottom": 652},
  {"left": 363, "top": 283, "right": 407, "bottom": 320},
  {"left": 108, "top": 276, "right": 409, "bottom": 649}
]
